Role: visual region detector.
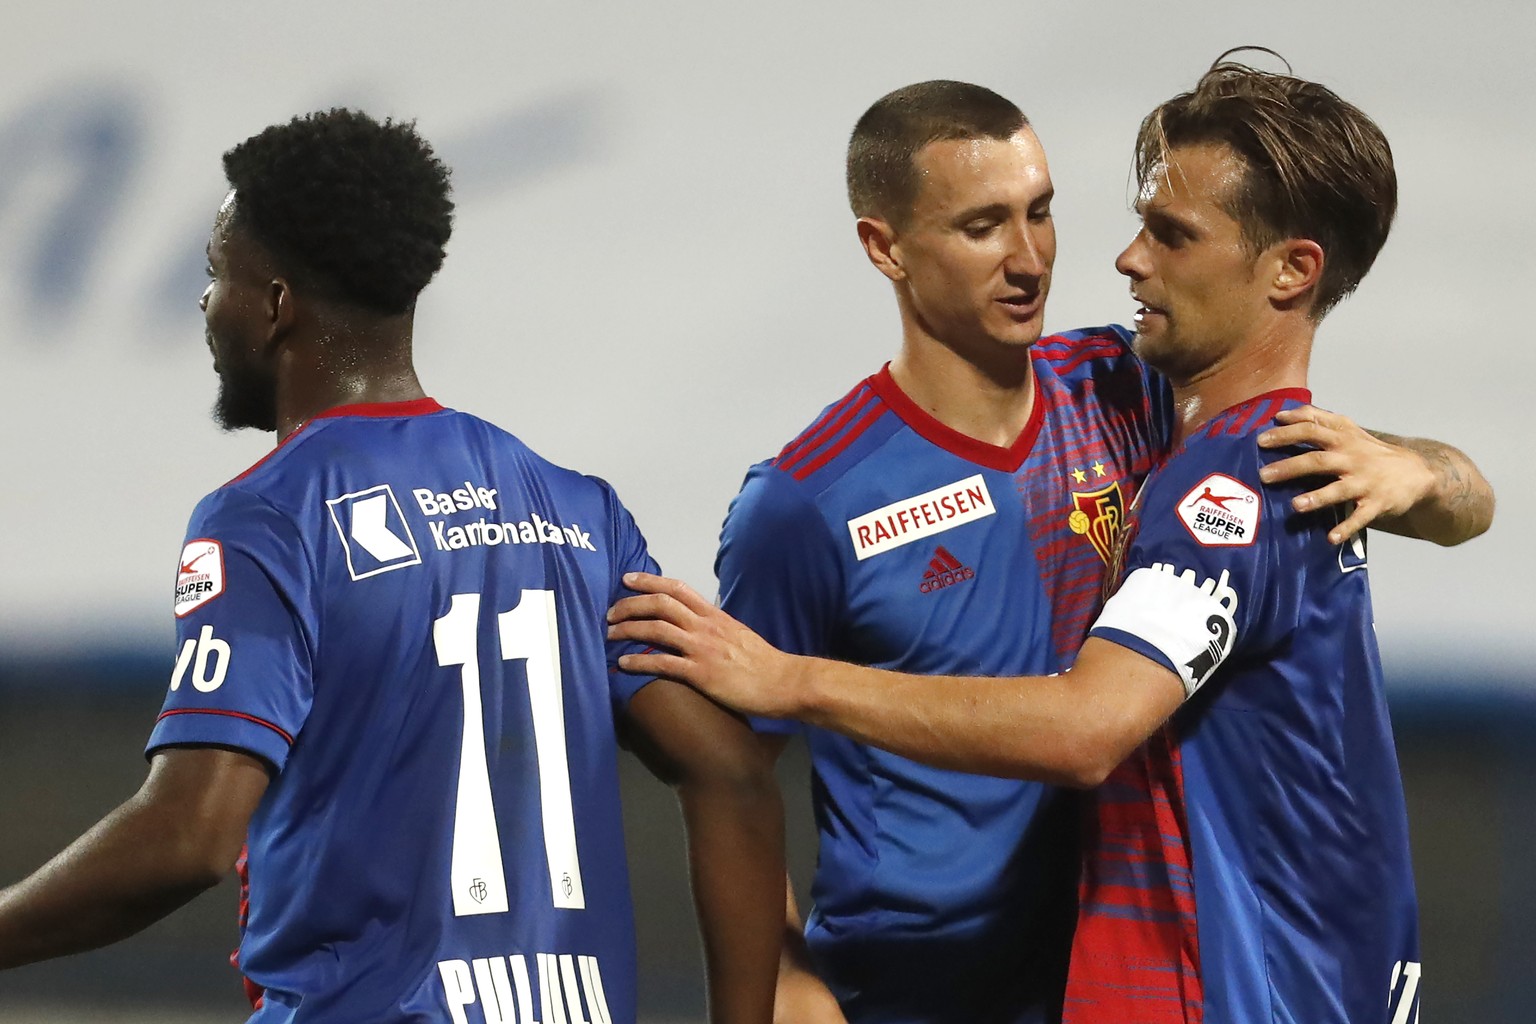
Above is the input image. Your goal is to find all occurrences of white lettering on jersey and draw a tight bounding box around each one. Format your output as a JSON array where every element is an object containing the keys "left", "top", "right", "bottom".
[
  {"left": 438, "top": 953, "right": 611, "bottom": 1024},
  {"left": 325, "top": 484, "right": 424, "bottom": 581},
  {"left": 428, "top": 514, "right": 597, "bottom": 554},
  {"left": 847, "top": 475, "right": 996, "bottom": 560},
  {"left": 413, "top": 480, "right": 500, "bottom": 516},
  {"left": 170, "top": 624, "right": 231, "bottom": 692},
  {"left": 174, "top": 539, "right": 225, "bottom": 617},
  {"left": 1177, "top": 473, "right": 1260, "bottom": 547},
  {"left": 1092, "top": 562, "right": 1239, "bottom": 698},
  {"left": 406, "top": 477, "right": 596, "bottom": 557},
  {"left": 1389, "top": 960, "right": 1422, "bottom": 1024}
]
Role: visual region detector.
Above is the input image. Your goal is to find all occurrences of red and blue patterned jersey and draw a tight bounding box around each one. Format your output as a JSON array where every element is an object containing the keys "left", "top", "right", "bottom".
[
  {"left": 147, "top": 399, "right": 654, "bottom": 1024},
  {"left": 1074, "top": 388, "right": 1422, "bottom": 1024},
  {"left": 717, "top": 327, "right": 1173, "bottom": 1024}
]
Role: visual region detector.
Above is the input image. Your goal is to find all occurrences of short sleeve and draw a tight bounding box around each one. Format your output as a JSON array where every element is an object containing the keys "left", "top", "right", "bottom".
[
  {"left": 146, "top": 488, "right": 317, "bottom": 771},
  {"left": 1089, "top": 440, "right": 1283, "bottom": 698},
  {"left": 715, "top": 463, "right": 846, "bottom": 735},
  {"left": 600, "top": 484, "right": 664, "bottom": 708}
]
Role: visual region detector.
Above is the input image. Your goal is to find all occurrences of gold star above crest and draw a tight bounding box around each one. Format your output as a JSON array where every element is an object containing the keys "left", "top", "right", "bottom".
[
  {"left": 1070, "top": 467, "right": 1088, "bottom": 484},
  {"left": 1092, "top": 461, "right": 1108, "bottom": 478}
]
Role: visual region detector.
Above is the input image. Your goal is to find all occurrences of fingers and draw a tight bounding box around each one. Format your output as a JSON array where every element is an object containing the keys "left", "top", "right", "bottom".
[
  {"left": 608, "top": 592, "right": 697, "bottom": 628},
  {"left": 1258, "top": 421, "right": 1332, "bottom": 450},
  {"left": 1326, "top": 504, "right": 1374, "bottom": 546},
  {"left": 621, "top": 572, "right": 714, "bottom": 614},
  {"left": 618, "top": 650, "right": 697, "bottom": 684},
  {"left": 1288, "top": 479, "right": 1358, "bottom": 514},
  {"left": 1272, "top": 404, "right": 1327, "bottom": 425},
  {"left": 1260, "top": 448, "right": 1338, "bottom": 484},
  {"left": 1260, "top": 406, "right": 1362, "bottom": 451},
  {"left": 608, "top": 616, "right": 693, "bottom": 652}
]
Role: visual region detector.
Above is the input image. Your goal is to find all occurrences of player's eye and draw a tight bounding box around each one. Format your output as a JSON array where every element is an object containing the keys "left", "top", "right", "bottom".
[
  {"left": 963, "top": 221, "right": 998, "bottom": 239},
  {"left": 1147, "top": 221, "right": 1185, "bottom": 249},
  {"left": 1028, "top": 205, "right": 1053, "bottom": 223},
  {"left": 204, "top": 265, "right": 216, "bottom": 279}
]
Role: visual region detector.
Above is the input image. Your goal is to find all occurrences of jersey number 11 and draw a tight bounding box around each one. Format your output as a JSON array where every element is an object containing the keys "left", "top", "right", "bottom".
[{"left": 434, "top": 589, "right": 586, "bottom": 917}]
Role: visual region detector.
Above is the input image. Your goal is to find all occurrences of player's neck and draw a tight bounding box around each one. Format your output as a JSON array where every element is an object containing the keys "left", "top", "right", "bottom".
[
  {"left": 889, "top": 332, "right": 1036, "bottom": 448},
  {"left": 1168, "top": 324, "right": 1312, "bottom": 445},
  {"left": 273, "top": 316, "right": 426, "bottom": 441}
]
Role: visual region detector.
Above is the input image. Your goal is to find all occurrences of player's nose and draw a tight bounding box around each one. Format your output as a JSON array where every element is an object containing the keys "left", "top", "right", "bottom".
[
  {"left": 1116, "top": 231, "right": 1150, "bottom": 281},
  {"left": 1004, "top": 225, "right": 1048, "bottom": 280}
]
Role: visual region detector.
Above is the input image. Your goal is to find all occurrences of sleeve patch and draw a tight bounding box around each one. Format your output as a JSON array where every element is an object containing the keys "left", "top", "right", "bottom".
[
  {"left": 174, "top": 539, "right": 226, "bottom": 617},
  {"left": 1177, "top": 473, "right": 1260, "bottom": 547},
  {"left": 1093, "top": 562, "right": 1239, "bottom": 697}
]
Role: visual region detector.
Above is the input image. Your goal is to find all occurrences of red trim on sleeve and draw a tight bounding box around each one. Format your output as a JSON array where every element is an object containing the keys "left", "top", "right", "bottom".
[
  {"left": 155, "top": 707, "right": 296, "bottom": 746},
  {"left": 867, "top": 364, "right": 1044, "bottom": 473}
]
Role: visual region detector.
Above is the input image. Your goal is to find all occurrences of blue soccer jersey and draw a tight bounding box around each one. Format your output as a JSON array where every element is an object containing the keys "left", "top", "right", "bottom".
[
  {"left": 717, "top": 328, "right": 1173, "bottom": 1024},
  {"left": 147, "top": 398, "right": 655, "bottom": 1024},
  {"left": 1070, "top": 388, "right": 1422, "bottom": 1024}
]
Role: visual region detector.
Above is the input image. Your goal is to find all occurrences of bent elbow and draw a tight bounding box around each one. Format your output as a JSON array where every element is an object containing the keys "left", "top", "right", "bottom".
[
  {"left": 1058, "top": 754, "right": 1115, "bottom": 790},
  {"left": 1052, "top": 728, "right": 1140, "bottom": 789},
  {"left": 175, "top": 836, "right": 244, "bottom": 892}
]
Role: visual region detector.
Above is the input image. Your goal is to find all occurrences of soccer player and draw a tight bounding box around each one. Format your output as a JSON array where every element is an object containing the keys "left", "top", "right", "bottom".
[
  {"left": 0, "top": 110, "right": 783, "bottom": 1024},
  {"left": 611, "top": 73, "right": 1490, "bottom": 1024},
  {"left": 610, "top": 58, "right": 1486, "bottom": 1023}
]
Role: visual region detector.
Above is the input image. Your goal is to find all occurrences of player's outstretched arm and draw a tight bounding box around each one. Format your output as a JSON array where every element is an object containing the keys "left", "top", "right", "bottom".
[
  {"left": 611, "top": 574, "right": 1183, "bottom": 787},
  {"left": 0, "top": 747, "right": 268, "bottom": 969},
  {"left": 624, "top": 679, "right": 785, "bottom": 1024},
  {"left": 1258, "top": 405, "right": 1494, "bottom": 546}
]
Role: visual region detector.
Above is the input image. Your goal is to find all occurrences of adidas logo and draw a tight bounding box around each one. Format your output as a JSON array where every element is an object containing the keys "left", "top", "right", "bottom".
[{"left": 919, "top": 545, "right": 975, "bottom": 594}]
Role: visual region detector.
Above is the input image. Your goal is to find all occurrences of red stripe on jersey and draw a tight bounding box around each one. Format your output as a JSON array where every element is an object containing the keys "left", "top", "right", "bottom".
[
  {"left": 774, "top": 383, "right": 872, "bottom": 463},
  {"left": 936, "top": 545, "right": 962, "bottom": 570},
  {"left": 1041, "top": 342, "right": 1128, "bottom": 378},
  {"left": 792, "top": 402, "right": 888, "bottom": 481},
  {"left": 155, "top": 707, "right": 296, "bottom": 746},
  {"left": 780, "top": 388, "right": 878, "bottom": 475},
  {"left": 229, "top": 397, "right": 447, "bottom": 483},
  {"left": 229, "top": 841, "right": 266, "bottom": 1010},
  {"left": 1065, "top": 728, "right": 1202, "bottom": 1023},
  {"left": 310, "top": 397, "right": 444, "bottom": 421}
]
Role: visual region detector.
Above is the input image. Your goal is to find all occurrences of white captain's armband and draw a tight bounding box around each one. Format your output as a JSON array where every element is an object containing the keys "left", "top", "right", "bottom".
[{"left": 1094, "top": 563, "right": 1239, "bottom": 698}]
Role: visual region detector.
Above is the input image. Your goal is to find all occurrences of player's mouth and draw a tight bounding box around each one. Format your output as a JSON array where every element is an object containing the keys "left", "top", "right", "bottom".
[
  {"left": 998, "top": 292, "right": 1043, "bottom": 322},
  {"left": 1131, "top": 296, "right": 1167, "bottom": 327}
]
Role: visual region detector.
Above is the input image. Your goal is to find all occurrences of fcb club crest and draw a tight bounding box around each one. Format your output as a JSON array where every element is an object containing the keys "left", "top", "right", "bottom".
[{"left": 1067, "top": 481, "right": 1124, "bottom": 565}]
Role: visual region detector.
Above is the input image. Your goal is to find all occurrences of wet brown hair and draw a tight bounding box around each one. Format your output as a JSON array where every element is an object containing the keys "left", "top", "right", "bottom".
[
  {"left": 1135, "top": 48, "right": 1397, "bottom": 317},
  {"left": 847, "top": 81, "right": 1029, "bottom": 227}
]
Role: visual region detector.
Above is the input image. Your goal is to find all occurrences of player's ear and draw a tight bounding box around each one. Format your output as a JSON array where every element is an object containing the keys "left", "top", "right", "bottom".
[
  {"left": 857, "top": 216, "right": 905, "bottom": 283},
  {"left": 1269, "top": 239, "right": 1324, "bottom": 308},
  {"left": 266, "top": 277, "right": 296, "bottom": 344}
]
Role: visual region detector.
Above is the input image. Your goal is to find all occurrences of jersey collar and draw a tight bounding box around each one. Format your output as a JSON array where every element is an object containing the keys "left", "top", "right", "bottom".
[
  {"left": 868, "top": 364, "right": 1044, "bottom": 473},
  {"left": 310, "top": 397, "right": 446, "bottom": 421},
  {"left": 230, "top": 398, "right": 446, "bottom": 484}
]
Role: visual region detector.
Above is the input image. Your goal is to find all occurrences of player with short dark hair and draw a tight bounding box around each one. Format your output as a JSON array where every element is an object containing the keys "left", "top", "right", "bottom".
[
  {"left": 611, "top": 55, "right": 1486, "bottom": 1024},
  {"left": 0, "top": 108, "right": 783, "bottom": 1024},
  {"left": 846, "top": 80, "right": 1031, "bottom": 226},
  {"left": 615, "top": 65, "right": 1490, "bottom": 1024}
]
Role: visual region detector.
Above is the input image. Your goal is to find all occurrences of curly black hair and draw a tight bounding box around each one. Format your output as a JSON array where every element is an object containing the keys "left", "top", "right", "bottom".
[{"left": 222, "top": 109, "right": 454, "bottom": 315}]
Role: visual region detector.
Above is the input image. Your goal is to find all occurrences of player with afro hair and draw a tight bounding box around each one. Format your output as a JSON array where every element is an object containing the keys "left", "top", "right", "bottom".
[{"left": 222, "top": 108, "right": 454, "bottom": 315}]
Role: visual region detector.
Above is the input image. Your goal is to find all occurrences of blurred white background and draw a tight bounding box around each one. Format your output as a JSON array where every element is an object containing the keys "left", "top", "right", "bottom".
[{"left": 2, "top": 1, "right": 1529, "bottom": 678}]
